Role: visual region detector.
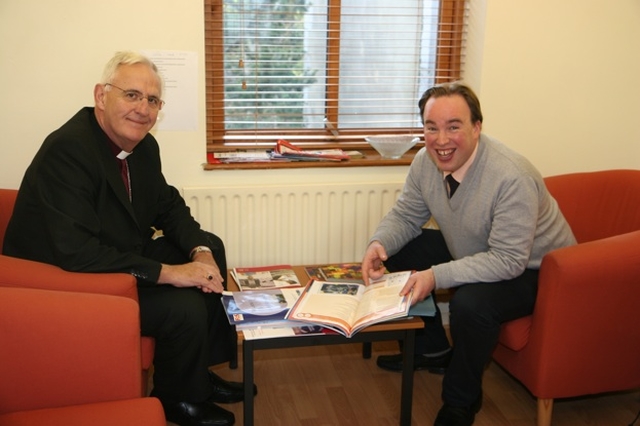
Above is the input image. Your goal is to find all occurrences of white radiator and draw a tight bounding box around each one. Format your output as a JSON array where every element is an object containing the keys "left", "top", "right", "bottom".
[{"left": 183, "top": 182, "right": 404, "bottom": 268}]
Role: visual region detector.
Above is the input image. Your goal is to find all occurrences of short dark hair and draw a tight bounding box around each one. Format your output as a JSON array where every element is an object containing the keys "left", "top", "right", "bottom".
[{"left": 418, "top": 82, "right": 483, "bottom": 125}]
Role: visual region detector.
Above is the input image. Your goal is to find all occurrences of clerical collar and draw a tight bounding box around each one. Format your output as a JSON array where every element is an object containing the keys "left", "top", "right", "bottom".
[
  {"left": 116, "top": 150, "right": 132, "bottom": 160},
  {"left": 106, "top": 137, "right": 132, "bottom": 160}
]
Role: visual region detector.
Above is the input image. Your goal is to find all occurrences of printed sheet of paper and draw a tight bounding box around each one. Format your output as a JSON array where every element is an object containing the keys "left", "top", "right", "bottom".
[{"left": 143, "top": 50, "right": 198, "bottom": 131}]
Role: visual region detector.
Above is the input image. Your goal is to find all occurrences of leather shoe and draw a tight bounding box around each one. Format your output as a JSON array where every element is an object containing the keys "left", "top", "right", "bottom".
[
  {"left": 209, "top": 371, "right": 257, "bottom": 403},
  {"left": 376, "top": 350, "right": 452, "bottom": 374},
  {"left": 433, "top": 395, "right": 482, "bottom": 426},
  {"left": 160, "top": 399, "right": 235, "bottom": 426}
]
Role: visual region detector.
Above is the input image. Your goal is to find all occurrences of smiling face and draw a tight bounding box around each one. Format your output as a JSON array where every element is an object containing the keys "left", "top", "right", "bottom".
[
  {"left": 422, "top": 94, "right": 482, "bottom": 173},
  {"left": 93, "top": 63, "right": 162, "bottom": 152}
]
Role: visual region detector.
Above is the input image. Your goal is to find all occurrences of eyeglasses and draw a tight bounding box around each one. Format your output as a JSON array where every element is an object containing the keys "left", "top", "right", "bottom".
[{"left": 105, "top": 83, "right": 165, "bottom": 110}]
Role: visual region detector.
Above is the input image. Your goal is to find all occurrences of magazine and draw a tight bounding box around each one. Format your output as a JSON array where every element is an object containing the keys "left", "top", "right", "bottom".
[
  {"left": 305, "top": 263, "right": 436, "bottom": 317},
  {"left": 231, "top": 264, "right": 301, "bottom": 291},
  {"left": 285, "top": 271, "right": 413, "bottom": 338},
  {"left": 304, "top": 262, "right": 364, "bottom": 282},
  {"left": 241, "top": 325, "right": 337, "bottom": 340},
  {"left": 221, "top": 288, "right": 304, "bottom": 330},
  {"left": 271, "top": 139, "right": 349, "bottom": 162}
]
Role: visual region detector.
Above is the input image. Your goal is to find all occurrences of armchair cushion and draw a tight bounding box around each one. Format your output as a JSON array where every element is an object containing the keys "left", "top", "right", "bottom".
[
  {"left": 497, "top": 316, "right": 531, "bottom": 352},
  {"left": 0, "top": 286, "right": 165, "bottom": 425},
  {"left": 0, "top": 287, "right": 143, "bottom": 412}
]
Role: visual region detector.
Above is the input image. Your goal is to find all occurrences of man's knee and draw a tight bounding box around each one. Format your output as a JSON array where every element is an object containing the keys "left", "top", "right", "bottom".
[
  {"left": 141, "top": 289, "right": 209, "bottom": 338},
  {"left": 449, "top": 285, "right": 494, "bottom": 324},
  {"left": 171, "top": 290, "right": 208, "bottom": 325}
]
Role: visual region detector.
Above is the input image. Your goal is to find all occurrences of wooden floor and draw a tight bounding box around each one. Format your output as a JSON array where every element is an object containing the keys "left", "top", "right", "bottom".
[{"left": 164, "top": 340, "right": 640, "bottom": 426}]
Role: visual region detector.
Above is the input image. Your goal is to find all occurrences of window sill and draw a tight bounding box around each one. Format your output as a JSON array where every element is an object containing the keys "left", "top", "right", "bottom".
[{"left": 202, "top": 147, "right": 419, "bottom": 170}]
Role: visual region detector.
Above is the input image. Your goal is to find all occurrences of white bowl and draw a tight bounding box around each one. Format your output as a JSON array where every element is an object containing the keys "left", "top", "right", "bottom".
[{"left": 365, "top": 135, "right": 420, "bottom": 159}]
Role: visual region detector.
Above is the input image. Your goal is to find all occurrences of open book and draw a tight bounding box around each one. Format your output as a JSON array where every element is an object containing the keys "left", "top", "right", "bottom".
[{"left": 285, "top": 271, "right": 413, "bottom": 338}]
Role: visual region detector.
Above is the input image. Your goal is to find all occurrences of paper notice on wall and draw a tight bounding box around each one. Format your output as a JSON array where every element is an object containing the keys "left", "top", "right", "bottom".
[{"left": 143, "top": 50, "right": 198, "bottom": 132}]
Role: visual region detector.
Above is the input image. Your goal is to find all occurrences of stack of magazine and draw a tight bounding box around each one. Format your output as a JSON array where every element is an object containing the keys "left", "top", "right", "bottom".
[
  {"left": 226, "top": 265, "right": 333, "bottom": 339},
  {"left": 224, "top": 263, "right": 436, "bottom": 340}
]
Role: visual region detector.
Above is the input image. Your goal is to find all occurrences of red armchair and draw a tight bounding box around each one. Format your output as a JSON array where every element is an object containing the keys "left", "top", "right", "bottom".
[
  {"left": 493, "top": 169, "right": 640, "bottom": 426},
  {"left": 0, "top": 286, "right": 165, "bottom": 425},
  {"left": 0, "top": 188, "right": 155, "bottom": 395}
]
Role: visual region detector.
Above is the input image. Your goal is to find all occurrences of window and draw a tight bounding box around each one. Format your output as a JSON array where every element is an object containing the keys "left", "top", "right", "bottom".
[{"left": 204, "top": 0, "right": 467, "bottom": 158}]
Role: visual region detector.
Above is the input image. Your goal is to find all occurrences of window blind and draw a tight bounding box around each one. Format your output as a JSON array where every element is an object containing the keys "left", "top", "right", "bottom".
[{"left": 204, "top": 0, "right": 467, "bottom": 150}]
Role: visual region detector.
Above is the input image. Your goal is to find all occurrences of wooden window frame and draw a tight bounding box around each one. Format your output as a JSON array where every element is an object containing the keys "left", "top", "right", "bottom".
[{"left": 203, "top": 0, "right": 466, "bottom": 169}]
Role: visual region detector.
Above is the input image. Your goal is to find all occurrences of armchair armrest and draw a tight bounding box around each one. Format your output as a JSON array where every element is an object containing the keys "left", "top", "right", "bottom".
[
  {"left": 522, "top": 230, "right": 640, "bottom": 397},
  {"left": 0, "top": 254, "right": 138, "bottom": 301}
]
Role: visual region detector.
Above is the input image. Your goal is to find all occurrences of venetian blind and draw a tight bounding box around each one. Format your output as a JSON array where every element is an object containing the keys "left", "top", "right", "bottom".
[{"left": 204, "top": 0, "right": 467, "bottom": 150}]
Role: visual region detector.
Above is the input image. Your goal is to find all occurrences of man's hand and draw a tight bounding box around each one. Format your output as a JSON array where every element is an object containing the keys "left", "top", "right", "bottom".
[
  {"left": 361, "top": 241, "right": 388, "bottom": 285},
  {"left": 158, "top": 251, "right": 224, "bottom": 293},
  {"left": 400, "top": 269, "right": 436, "bottom": 305}
]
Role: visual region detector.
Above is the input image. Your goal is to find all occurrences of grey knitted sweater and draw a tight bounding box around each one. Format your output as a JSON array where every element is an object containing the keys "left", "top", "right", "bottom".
[{"left": 370, "top": 134, "right": 576, "bottom": 290}]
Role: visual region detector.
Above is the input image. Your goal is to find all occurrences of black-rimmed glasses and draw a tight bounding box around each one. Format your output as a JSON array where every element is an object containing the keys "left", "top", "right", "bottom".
[{"left": 105, "top": 83, "right": 165, "bottom": 110}]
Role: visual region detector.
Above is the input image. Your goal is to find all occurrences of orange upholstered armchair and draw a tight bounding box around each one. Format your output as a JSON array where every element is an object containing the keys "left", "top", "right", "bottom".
[
  {"left": 0, "top": 188, "right": 155, "bottom": 395},
  {"left": 0, "top": 286, "right": 165, "bottom": 425},
  {"left": 493, "top": 169, "right": 640, "bottom": 426}
]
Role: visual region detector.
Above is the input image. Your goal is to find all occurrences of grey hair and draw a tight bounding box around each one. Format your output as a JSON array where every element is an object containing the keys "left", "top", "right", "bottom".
[{"left": 100, "top": 51, "right": 163, "bottom": 94}]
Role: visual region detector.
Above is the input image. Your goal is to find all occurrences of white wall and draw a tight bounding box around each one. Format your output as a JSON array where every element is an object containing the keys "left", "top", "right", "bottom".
[
  {"left": 478, "top": 1, "right": 640, "bottom": 174},
  {"left": 1, "top": 0, "right": 638, "bottom": 192}
]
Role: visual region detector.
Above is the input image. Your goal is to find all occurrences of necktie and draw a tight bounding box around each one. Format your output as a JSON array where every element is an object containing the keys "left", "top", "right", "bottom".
[
  {"left": 120, "top": 158, "right": 131, "bottom": 201},
  {"left": 446, "top": 174, "right": 459, "bottom": 198}
]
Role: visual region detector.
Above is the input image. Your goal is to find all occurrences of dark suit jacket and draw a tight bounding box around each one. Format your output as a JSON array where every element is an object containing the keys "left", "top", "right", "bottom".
[{"left": 3, "top": 107, "right": 212, "bottom": 283}]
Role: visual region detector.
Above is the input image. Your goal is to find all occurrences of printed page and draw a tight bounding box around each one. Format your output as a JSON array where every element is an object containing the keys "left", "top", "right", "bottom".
[
  {"left": 287, "top": 271, "right": 412, "bottom": 336},
  {"left": 287, "top": 281, "right": 365, "bottom": 334},
  {"left": 351, "top": 271, "right": 412, "bottom": 331}
]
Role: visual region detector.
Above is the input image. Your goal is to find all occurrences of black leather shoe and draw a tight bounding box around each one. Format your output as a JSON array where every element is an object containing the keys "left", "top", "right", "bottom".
[
  {"left": 376, "top": 350, "right": 452, "bottom": 374},
  {"left": 433, "top": 394, "right": 482, "bottom": 426},
  {"left": 160, "top": 400, "right": 235, "bottom": 426},
  {"left": 209, "top": 371, "right": 257, "bottom": 403}
]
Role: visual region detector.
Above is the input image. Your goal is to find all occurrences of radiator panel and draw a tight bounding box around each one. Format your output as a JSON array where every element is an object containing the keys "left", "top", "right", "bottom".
[{"left": 183, "top": 182, "right": 403, "bottom": 268}]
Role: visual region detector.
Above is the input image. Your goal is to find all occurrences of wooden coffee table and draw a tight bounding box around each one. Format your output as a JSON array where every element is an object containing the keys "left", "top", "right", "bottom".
[{"left": 227, "top": 266, "right": 423, "bottom": 426}]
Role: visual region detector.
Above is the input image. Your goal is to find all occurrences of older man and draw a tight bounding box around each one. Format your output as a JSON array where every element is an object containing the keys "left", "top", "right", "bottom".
[{"left": 3, "top": 51, "right": 253, "bottom": 426}]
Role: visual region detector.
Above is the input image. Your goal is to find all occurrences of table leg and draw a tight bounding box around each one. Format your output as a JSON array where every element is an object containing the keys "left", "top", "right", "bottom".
[
  {"left": 400, "top": 329, "right": 415, "bottom": 426},
  {"left": 362, "top": 342, "right": 372, "bottom": 359},
  {"left": 243, "top": 339, "right": 254, "bottom": 426}
]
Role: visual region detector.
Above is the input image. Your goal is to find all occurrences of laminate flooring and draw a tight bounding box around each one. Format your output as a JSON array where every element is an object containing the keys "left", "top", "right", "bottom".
[{"left": 166, "top": 339, "right": 640, "bottom": 426}]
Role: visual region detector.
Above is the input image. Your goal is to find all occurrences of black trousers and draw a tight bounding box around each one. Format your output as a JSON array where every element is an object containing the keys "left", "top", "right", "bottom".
[
  {"left": 384, "top": 229, "right": 538, "bottom": 407},
  {"left": 137, "top": 231, "right": 234, "bottom": 403}
]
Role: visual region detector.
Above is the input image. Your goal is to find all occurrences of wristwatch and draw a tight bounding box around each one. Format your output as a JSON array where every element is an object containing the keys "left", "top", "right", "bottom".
[{"left": 190, "top": 245, "right": 212, "bottom": 259}]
